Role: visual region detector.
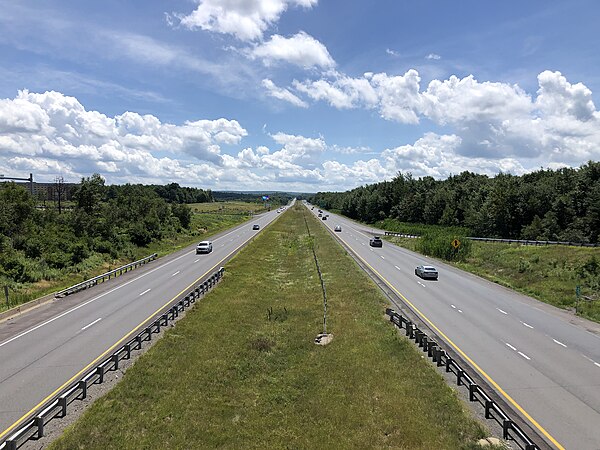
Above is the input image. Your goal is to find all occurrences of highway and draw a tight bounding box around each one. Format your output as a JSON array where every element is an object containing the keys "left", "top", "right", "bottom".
[
  {"left": 307, "top": 204, "right": 600, "bottom": 450},
  {"left": 0, "top": 206, "right": 286, "bottom": 441}
]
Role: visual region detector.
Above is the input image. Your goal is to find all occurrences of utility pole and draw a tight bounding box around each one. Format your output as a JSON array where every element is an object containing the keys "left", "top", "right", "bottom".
[{"left": 55, "top": 176, "right": 65, "bottom": 214}]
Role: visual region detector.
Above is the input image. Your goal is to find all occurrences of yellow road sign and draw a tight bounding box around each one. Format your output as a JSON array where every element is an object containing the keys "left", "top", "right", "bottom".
[{"left": 451, "top": 239, "right": 461, "bottom": 249}]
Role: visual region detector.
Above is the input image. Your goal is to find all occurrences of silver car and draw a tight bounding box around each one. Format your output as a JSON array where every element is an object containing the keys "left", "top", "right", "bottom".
[
  {"left": 415, "top": 265, "right": 438, "bottom": 280},
  {"left": 196, "top": 241, "right": 213, "bottom": 254}
]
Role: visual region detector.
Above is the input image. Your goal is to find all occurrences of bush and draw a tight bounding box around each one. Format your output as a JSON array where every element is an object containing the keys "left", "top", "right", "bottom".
[{"left": 416, "top": 232, "right": 472, "bottom": 261}]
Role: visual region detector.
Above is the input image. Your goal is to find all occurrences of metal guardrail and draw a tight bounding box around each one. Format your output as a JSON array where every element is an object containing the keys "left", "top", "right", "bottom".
[
  {"left": 385, "top": 308, "right": 539, "bottom": 450},
  {"left": 383, "top": 231, "right": 598, "bottom": 247},
  {"left": 0, "top": 267, "right": 225, "bottom": 450},
  {"left": 55, "top": 254, "right": 158, "bottom": 298},
  {"left": 467, "top": 237, "right": 599, "bottom": 247}
]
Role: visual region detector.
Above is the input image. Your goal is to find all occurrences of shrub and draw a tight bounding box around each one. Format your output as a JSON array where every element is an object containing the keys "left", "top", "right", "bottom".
[{"left": 416, "top": 232, "right": 472, "bottom": 261}]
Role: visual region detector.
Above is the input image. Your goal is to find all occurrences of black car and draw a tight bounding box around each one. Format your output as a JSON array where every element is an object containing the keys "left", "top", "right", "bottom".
[
  {"left": 369, "top": 236, "right": 382, "bottom": 247},
  {"left": 252, "top": 224, "right": 260, "bottom": 230},
  {"left": 334, "top": 225, "right": 342, "bottom": 232}
]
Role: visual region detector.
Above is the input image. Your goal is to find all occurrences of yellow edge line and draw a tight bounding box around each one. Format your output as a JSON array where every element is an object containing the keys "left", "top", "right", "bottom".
[
  {"left": 333, "top": 231, "right": 565, "bottom": 450},
  {"left": 0, "top": 224, "right": 263, "bottom": 441}
]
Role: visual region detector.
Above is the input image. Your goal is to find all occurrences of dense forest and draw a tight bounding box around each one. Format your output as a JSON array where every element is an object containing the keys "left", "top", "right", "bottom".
[
  {"left": 0, "top": 174, "right": 206, "bottom": 286},
  {"left": 310, "top": 162, "right": 600, "bottom": 243}
]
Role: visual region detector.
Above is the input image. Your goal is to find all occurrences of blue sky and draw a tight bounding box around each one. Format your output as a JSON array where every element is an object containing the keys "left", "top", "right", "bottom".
[{"left": 1, "top": 0, "right": 599, "bottom": 191}]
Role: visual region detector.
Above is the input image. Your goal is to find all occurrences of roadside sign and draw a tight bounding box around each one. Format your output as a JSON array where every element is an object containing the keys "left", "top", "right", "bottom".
[
  {"left": 452, "top": 239, "right": 461, "bottom": 249},
  {"left": 576, "top": 285, "right": 581, "bottom": 298}
]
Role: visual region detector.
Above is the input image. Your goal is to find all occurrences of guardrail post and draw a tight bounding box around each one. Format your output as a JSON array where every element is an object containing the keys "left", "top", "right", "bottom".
[
  {"left": 485, "top": 400, "right": 493, "bottom": 419},
  {"left": 456, "top": 368, "right": 464, "bottom": 386},
  {"left": 502, "top": 419, "right": 512, "bottom": 440},
  {"left": 125, "top": 343, "right": 132, "bottom": 359},
  {"left": 78, "top": 380, "right": 87, "bottom": 400},
  {"left": 445, "top": 356, "right": 453, "bottom": 373},
  {"left": 59, "top": 395, "right": 67, "bottom": 417},
  {"left": 111, "top": 354, "right": 119, "bottom": 371},
  {"left": 96, "top": 366, "right": 104, "bottom": 384},
  {"left": 34, "top": 416, "right": 44, "bottom": 438},
  {"left": 469, "top": 383, "right": 478, "bottom": 401}
]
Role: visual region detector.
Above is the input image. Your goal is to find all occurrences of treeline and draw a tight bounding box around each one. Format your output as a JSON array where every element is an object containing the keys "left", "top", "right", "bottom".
[
  {"left": 0, "top": 174, "right": 198, "bottom": 285},
  {"left": 310, "top": 162, "right": 600, "bottom": 243},
  {"left": 213, "top": 191, "right": 293, "bottom": 205},
  {"left": 152, "top": 183, "right": 213, "bottom": 204}
]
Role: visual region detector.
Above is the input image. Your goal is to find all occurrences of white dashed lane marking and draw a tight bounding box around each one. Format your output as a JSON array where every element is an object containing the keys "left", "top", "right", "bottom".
[
  {"left": 81, "top": 318, "right": 102, "bottom": 331},
  {"left": 521, "top": 322, "right": 534, "bottom": 329},
  {"left": 194, "top": 259, "right": 199, "bottom": 263},
  {"left": 497, "top": 308, "right": 508, "bottom": 315},
  {"left": 506, "top": 343, "right": 517, "bottom": 351},
  {"left": 417, "top": 281, "right": 426, "bottom": 288},
  {"left": 139, "top": 289, "right": 151, "bottom": 296},
  {"left": 553, "top": 339, "right": 567, "bottom": 348},
  {"left": 394, "top": 265, "right": 401, "bottom": 271},
  {"left": 380, "top": 255, "right": 385, "bottom": 260},
  {"left": 518, "top": 351, "right": 531, "bottom": 360},
  {"left": 171, "top": 271, "right": 180, "bottom": 277}
]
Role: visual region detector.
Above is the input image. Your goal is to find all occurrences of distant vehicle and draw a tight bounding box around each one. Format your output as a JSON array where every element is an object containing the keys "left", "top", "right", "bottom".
[
  {"left": 334, "top": 225, "right": 342, "bottom": 232},
  {"left": 253, "top": 224, "right": 260, "bottom": 230},
  {"left": 415, "top": 265, "right": 438, "bottom": 280},
  {"left": 369, "top": 236, "right": 383, "bottom": 247},
  {"left": 369, "top": 236, "right": 382, "bottom": 247},
  {"left": 196, "top": 241, "right": 213, "bottom": 254},
  {"left": 311, "top": 207, "right": 314, "bottom": 210},
  {"left": 322, "top": 216, "right": 327, "bottom": 220},
  {"left": 318, "top": 213, "right": 322, "bottom": 217}
]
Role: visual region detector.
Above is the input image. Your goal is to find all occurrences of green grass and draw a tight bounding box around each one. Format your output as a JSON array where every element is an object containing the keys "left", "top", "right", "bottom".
[
  {"left": 0, "top": 205, "right": 251, "bottom": 313},
  {"left": 190, "top": 200, "right": 269, "bottom": 214},
  {"left": 49, "top": 204, "right": 487, "bottom": 450}
]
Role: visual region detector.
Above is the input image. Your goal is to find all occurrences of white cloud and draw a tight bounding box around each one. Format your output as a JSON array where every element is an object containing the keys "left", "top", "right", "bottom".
[
  {"left": 250, "top": 32, "right": 335, "bottom": 69},
  {"left": 262, "top": 79, "right": 308, "bottom": 107},
  {"left": 289, "top": 69, "right": 600, "bottom": 165},
  {"left": 425, "top": 53, "right": 441, "bottom": 60},
  {"left": 381, "top": 133, "right": 527, "bottom": 179},
  {"left": 0, "top": 90, "right": 248, "bottom": 183},
  {"left": 386, "top": 48, "right": 399, "bottom": 56},
  {"left": 175, "top": 0, "right": 318, "bottom": 42}
]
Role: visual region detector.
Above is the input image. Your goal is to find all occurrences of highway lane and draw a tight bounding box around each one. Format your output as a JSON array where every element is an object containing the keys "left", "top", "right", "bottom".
[
  {"left": 0, "top": 206, "right": 289, "bottom": 439},
  {"left": 308, "top": 204, "right": 600, "bottom": 450}
]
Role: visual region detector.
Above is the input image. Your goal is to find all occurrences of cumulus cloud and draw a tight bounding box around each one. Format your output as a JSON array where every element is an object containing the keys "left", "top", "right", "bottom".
[
  {"left": 425, "top": 53, "right": 441, "bottom": 60},
  {"left": 250, "top": 32, "right": 335, "bottom": 69},
  {"left": 290, "top": 69, "right": 600, "bottom": 164},
  {"left": 262, "top": 79, "right": 308, "bottom": 107},
  {"left": 0, "top": 90, "right": 247, "bottom": 183},
  {"left": 175, "top": 0, "right": 318, "bottom": 42}
]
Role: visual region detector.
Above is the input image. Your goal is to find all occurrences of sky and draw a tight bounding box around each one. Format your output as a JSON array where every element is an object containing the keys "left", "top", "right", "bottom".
[{"left": 1, "top": 0, "right": 600, "bottom": 192}]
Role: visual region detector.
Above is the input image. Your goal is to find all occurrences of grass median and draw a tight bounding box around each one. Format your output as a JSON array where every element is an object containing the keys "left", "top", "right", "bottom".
[{"left": 50, "top": 204, "right": 488, "bottom": 449}]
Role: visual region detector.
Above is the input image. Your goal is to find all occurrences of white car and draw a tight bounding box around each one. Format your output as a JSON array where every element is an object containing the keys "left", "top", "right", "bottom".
[{"left": 196, "top": 241, "right": 213, "bottom": 254}]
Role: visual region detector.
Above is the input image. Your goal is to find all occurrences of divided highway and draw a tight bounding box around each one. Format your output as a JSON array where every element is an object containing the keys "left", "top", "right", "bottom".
[
  {"left": 0, "top": 207, "right": 286, "bottom": 441},
  {"left": 308, "top": 205, "right": 600, "bottom": 450}
]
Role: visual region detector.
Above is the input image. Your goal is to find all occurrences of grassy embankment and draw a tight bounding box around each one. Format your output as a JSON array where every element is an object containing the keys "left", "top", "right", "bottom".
[
  {"left": 0, "top": 202, "right": 256, "bottom": 313},
  {"left": 50, "top": 204, "right": 488, "bottom": 449},
  {"left": 378, "top": 218, "right": 600, "bottom": 322}
]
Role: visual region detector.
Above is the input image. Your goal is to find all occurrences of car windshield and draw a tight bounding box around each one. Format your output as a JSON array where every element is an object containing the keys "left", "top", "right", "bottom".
[{"left": 424, "top": 267, "right": 436, "bottom": 271}]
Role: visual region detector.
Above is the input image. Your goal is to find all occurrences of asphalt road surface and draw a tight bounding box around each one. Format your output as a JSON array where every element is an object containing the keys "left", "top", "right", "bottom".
[
  {"left": 308, "top": 204, "right": 600, "bottom": 450},
  {"left": 0, "top": 206, "right": 288, "bottom": 442}
]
